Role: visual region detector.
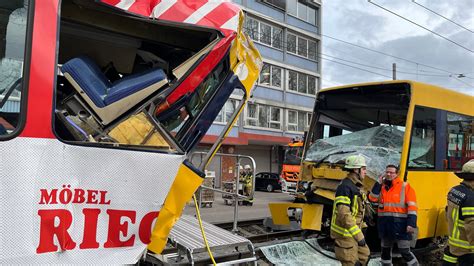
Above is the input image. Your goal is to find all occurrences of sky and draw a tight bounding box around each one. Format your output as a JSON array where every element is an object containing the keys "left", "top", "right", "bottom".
[{"left": 321, "top": 0, "right": 474, "bottom": 95}]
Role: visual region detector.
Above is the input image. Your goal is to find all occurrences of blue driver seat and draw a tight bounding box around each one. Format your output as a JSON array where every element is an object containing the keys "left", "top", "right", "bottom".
[{"left": 61, "top": 56, "right": 168, "bottom": 125}]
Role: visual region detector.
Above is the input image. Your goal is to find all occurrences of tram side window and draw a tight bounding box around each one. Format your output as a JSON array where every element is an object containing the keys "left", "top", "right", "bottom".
[
  {"left": 0, "top": 0, "right": 29, "bottom": 138},
  {"left": 446, "top": 112, "right": 473, "bottom": 170},
  {"left": 408, "top": 106, "right": 436, "bottom": 169}
]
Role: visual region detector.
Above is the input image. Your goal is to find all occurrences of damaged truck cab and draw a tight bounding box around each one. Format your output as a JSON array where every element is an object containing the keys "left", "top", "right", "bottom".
[
  {"left": 0, "top": 0, "right": 261, "bottom": 264},
  {"left": 270, "top": 80, "right": 473, "bottom": 247}
]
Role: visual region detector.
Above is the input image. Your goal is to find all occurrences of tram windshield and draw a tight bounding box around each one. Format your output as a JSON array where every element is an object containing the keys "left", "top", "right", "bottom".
[{"left": 305, "top": 83, "right": 413, "bottom": 179}]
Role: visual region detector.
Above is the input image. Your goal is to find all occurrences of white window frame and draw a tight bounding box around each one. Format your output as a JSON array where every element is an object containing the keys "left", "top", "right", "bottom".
[
  {"left": 286, "top": 69, "right": 317, "bottom": 97},
  {"left": 307, "top": 112, "right": 312, "bottom": 128},
  {"left": 286, "top": 109, "right": 311, "bottom": 133},
  {"left": 269, "top": 107, "right": 282, "bottom": 130},
  {"left": 214, "top": 99, "right": 240, "bottom": 125},
  {"left": 287, "top": 110, "right": 298, "bottom": 132},
  {"left": 287, "top": 32, "right": 317, "bottom": 61},
  {"left": 261, "top": 0, "right": 286, "bottom": 11},
  {"left": 287, "top": 0, "right": 318, "bottom": 26},
  {"left": 245, "top": 103, "right": 283, "bottom": 131},
  {"left": 245, "top": 102, "right": 258, "bottom": 127},
  {"left": 246, "top": 17, "right": 283, "bottom": 50},
  {"left": 259, "top": 63, "right": 283, "bottom": 90}
]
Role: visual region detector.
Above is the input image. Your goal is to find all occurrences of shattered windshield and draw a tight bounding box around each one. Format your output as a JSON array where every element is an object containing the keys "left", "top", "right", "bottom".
[{"left": 304, "top": 83, "right": 412, "bottom": 179}]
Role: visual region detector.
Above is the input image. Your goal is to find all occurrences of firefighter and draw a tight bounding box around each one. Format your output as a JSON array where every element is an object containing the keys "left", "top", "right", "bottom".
[
  {"left": 368, "top": 165, "right": 418, "bottom": 266},
  {"left": 238, "top": 165, "right": 245, "bottom": 184},
  {"left": 331, "top": 155, "right": 370, "bottom": 266},
  {"left": 243, "top": 164, "right": 254, "bottom": 206},
  {"left": 442, "top": 159, "right": 474, "bottom": 266}
]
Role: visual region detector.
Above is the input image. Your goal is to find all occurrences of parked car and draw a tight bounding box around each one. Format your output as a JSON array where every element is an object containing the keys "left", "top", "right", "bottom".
[{"left": 255, "top": 172, "right": 282, "bottom": 192}]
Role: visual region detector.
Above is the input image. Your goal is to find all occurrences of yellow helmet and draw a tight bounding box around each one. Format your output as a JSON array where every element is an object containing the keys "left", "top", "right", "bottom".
[
  {"left": 456, "top": 159, "right": 474, "bottom": 180},
  {"left": 345, "top": 155, "right": 367, "bottom": 169}
]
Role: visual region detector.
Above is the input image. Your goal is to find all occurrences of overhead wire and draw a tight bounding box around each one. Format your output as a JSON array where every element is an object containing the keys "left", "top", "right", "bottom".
[
  {"left": 320, "top": 56, "right": 393, "bottom": 79},
  {"left": 412, "top": 0, "right": 474, "bottom": 34},
  {"left": 323, "top": 45, "right": 446, "bottom": 74},
  {"left": 243, "top": 25, "right": 474, "bottom": 87},
  {"left": 246, "top": 26, "right": 470, "bottom": 78},
  {"left": 321, "top": 53, "right": 450, "bottom": 77},
  {"left": 368, "top": 0, "right": 474, "bottom": 53},
  {"left": 322, "top": 34, "right": 464, "bottom": 75}
]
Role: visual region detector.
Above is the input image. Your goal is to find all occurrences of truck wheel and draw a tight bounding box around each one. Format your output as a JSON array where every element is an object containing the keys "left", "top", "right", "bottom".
[{"left": 266, "top": 184, "right": 273, "bottom": 192}]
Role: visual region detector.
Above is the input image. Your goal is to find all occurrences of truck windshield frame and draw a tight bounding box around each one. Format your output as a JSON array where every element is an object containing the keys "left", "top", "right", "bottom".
[{"left": 284, "top": 145, "right": 303, "bottom": 165}]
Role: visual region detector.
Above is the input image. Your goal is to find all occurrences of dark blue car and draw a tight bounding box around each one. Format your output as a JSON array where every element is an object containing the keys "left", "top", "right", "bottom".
[{"left": 255, "top": 172, "right": 282, "bottom": 192}]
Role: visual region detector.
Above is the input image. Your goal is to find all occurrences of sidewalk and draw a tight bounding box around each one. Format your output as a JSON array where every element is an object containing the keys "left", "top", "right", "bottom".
[{"left": 183, "top": 191, "right": 294, "bottom": 224}]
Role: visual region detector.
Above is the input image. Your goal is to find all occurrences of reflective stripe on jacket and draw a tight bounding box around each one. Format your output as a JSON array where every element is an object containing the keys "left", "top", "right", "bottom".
[
  {"left": 369, "top": 177, "right": 417, "bottom": 240},
  {"left": 330, "top": 173, "right": 366, "bottom": 241},
  {"left": 446, "top": 182, "right": 474, "bottom": 256}
]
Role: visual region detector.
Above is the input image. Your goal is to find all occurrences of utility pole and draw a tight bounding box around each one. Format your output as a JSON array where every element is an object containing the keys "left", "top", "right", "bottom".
[{"left": 392, "top": 63, "right": 397, "bottom": 80}]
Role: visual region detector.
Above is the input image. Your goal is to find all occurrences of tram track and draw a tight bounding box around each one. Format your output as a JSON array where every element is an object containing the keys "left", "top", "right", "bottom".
[{"left": 213, "top": 218, "right": 444, "bottom": 265}]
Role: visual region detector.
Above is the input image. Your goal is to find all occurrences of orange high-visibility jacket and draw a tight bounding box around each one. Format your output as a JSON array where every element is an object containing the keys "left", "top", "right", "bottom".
[{"left": 369, "top": 177, "right": 417, "bottom": 240}]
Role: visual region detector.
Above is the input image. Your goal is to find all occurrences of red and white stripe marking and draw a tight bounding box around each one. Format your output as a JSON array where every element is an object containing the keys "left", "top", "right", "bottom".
[{"left": 101, "top": 0, "right": 241, "bottom": 34}]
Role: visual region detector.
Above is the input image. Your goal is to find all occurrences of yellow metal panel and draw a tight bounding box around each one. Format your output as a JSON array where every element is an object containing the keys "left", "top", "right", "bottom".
[
  {"left": 204, "top": 11, "right": 262, "bottom": 169},
  {"left": 315, "top": 188, "right": 335, "bottom": 201},
  {"left": 407, "top": 171, "right": 461, "bottom": 239},
  {"left": 411, "top": 82, "right": 474, "bottom": 116},
  {"left": 108, "top": 112, "right": 170, "bottom": 148},
  {"left": 268, "top": 203, "right": 323, "bottom": 231},
  {"left": 312, "top": 167, "right": 346, "bottom": 180},
  {"left": 148, "top": 163, "right": 204, "bottom": 254},
  {"left": 435, "top": 208, "right": 448, "bottom": 237},
  {"left": 300, "top": 161, "right": 314, "bottom": 181}
]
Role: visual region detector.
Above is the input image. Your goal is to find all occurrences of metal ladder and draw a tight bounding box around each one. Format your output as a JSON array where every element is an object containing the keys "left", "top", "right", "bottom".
[{"left": 147, "top": 215, "right": 256, "bottom": 265}]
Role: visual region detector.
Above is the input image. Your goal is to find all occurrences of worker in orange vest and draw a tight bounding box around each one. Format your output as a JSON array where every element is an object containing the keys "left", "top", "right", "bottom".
[
  {"left": 331, "top": 155, "right": 370, "bottom": 266},
  {"left": 442, "top": 159, "right": 474, "bottom": 265},
  {"left": 368, "top": 164, "right": 418, "bottom": 265}
]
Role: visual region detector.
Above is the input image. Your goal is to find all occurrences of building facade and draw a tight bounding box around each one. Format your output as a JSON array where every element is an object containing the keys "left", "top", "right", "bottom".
[{"left": 198, "top": 0, "right": 321, "bottom": 186}]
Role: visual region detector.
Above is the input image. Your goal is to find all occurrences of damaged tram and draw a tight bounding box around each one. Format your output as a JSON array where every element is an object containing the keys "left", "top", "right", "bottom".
[
  {"left": 0, "top": 0, "right": 261, "bottom": 264},
  {"left": 271, "top": 80, "right": 473, "bottom": 247}
]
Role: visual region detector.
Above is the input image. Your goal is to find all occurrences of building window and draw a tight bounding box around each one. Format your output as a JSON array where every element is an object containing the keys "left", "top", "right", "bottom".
[
  {"left": 270, "top": 107, "right": 281, "bottom": 129},
  {"left": 287, "top": 34, "right": 297, "bottom": 54},
  {"left": 246, "top": 102, "right": 258, "bottom": 126},
  {"left": 288, "top": 71, "right": 298, "bottom": 92},
  {"left": 308, "top": 41, "right": 317, "bottom": 60},
  {"left": 0, "top": 1, "right": 30, "bottom": 138},
  {"left": 287, "top": 70, "right": 318, "bottom": 95},
  {"left": 287, "top": 33, "right": 317, "bottom": 61},
  {"left": 307, "top": 113, "right": 312, "bottom": 127},
  {"left": 287, "top": 0, "right": 318, "bottom": 25},
  {"left": 259, "top": 63, "right": 282, "bottom": 89},
  {"left": 261, "top": 0, "right": 286, "bottom": 10},
  {"left": 245, "top": 17, "right": 283, "bottom": 50},
  {"left": 297, "top": 73, "right": 307, "bottom": 94},
  {"left": 288, "top": 110, "right": 298, "bottom": 131},
  {"left": 215, "top": 99, "right": 240, "bottom": 124},
  {"left": 446, "top": 112, "right": 473, "bottom": 170},
  {"left": 246, "top": 103, "right": 282, "bottom": 130},
  {"left": 298, "top": 37, "right": 308, "bottom": 57},
  {"left": 287, "top": 109, "right": 311, "bottom": 132},
  {"left": 308, "top": 76, "right": 316, "bottom": 94}
]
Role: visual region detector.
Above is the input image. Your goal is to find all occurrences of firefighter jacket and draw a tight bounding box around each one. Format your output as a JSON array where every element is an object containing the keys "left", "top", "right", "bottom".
[
  {"left": 331, "top": 173, "right": 367, "bottom": 242},
  {"left": 244, "top": 173, "right": 252, "bottom": 187},
  {"left": 368, "top": 177, "right": 417, "bottom": 240},
  {"left": 446, "top": 181, "right": 474, "bottom": 256}
]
